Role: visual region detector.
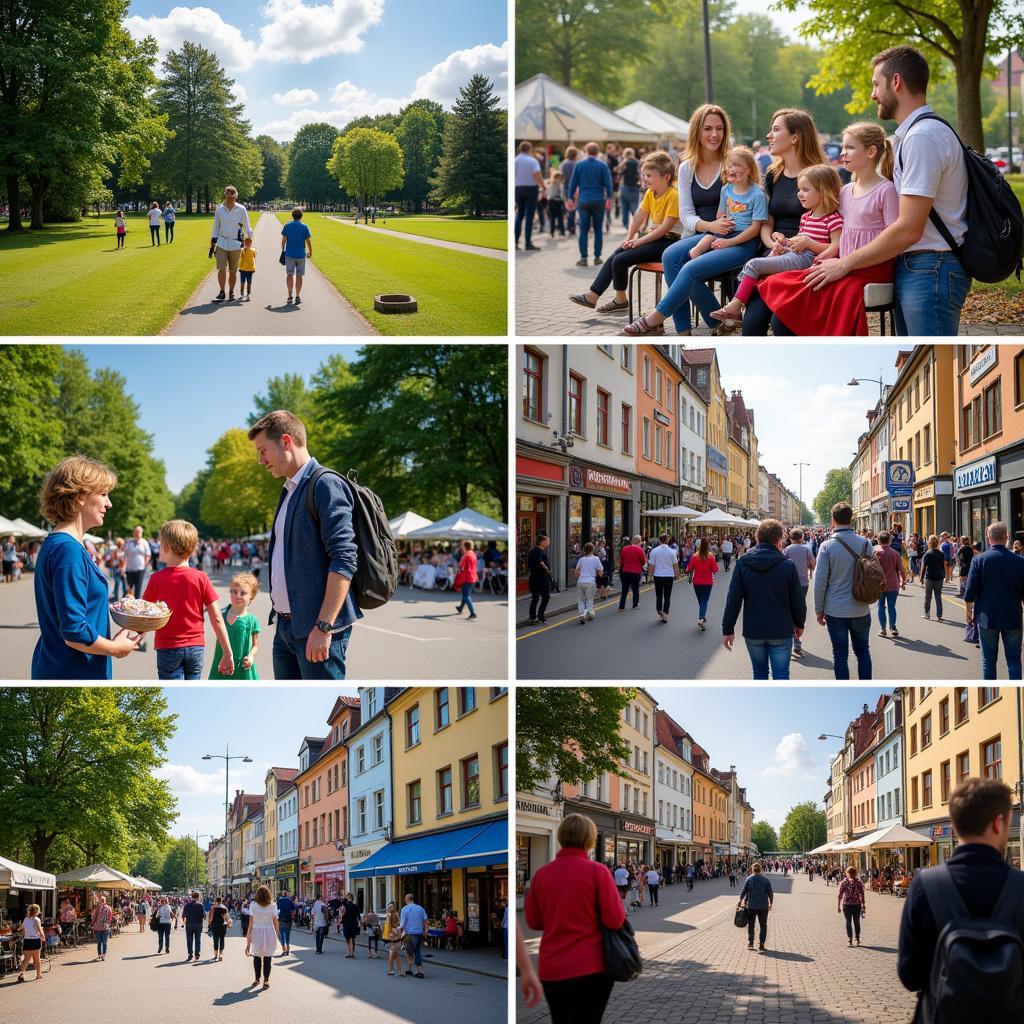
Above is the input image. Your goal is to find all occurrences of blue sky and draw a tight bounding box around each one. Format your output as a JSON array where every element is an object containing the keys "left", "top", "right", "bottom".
[
  {"left": 713, "top": 343, "right": 904, "bottom": 506},
  {"left": 126, "top": 1, "right": 508, "bottom": 141},
  {"left": 78, "top": 344, "right": 361, "bottom": 492},
  {"left": 649, "top": 686, "right": 883, "bottom": 830},
  {"left": 158, "top": 686, "right": 359, "bottom": 840}
]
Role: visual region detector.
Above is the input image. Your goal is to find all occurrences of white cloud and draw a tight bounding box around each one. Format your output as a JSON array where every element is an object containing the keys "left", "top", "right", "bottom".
[
  {"left": 255, "top": 0, "right": 384, "bottom": 64},
  {"left": 258, "top": 85, "right": 402, "bottom": 141},
  {"left": 156, "top": 763, "right": 259, "bottom": 797},
  {"left": 412, "top": 41, "right": 508, "bottom": 107},
  {"left": 231, "top": 82, "right": 248, "bottom": 105},
  {"left": 761, "top": 733, "right": 818, "bottom": 778},
  {"left": 273, "top": 87, "right": 320, "bottom": 106},
  {"left": 124, "top": 6, "right": 257, "bottom": 71}
]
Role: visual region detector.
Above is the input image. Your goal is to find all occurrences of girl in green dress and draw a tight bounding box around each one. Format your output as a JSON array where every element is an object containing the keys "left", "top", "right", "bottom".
[{"left": 209, "top": 572, "right": 261, "bottom": 679}]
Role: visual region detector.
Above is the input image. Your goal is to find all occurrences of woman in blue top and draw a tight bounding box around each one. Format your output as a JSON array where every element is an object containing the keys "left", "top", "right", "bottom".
[{"left": 32, "top": 455, "right": 142, "bottom": 679}]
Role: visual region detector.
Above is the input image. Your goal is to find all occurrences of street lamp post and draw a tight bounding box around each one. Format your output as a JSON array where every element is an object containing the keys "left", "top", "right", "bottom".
[
  {"left": 847, "top": 375, "right": 887, "bottom": 403},
  {"left": 202, "top": 745, "right": 252, "bottom": 899}
]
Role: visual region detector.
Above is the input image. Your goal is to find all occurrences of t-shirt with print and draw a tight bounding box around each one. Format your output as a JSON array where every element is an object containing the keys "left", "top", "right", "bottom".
[
  {"left": 639, "top": 188, "right": 680, "bottom": 234},
  {"left": 143, "top": 566, "right": 218, "bottom": 649},
  {"left": 281, "top": 220, "right": 311, "bottom": 259},
  {"left": 718, "top": 182, "right": 768, "bottom": 233}
]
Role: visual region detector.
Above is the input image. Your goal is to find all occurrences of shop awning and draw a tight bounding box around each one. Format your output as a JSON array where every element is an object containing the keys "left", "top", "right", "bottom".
[
  {"left": 349, "top": 820, "right": 508, "bottom": 878},
  {"left": 0, "top": 856, "right": 56, "bottom": 890},
  {"left": 55, "top": 864, "right": 136, "bottom": 889},
  {"left": 443, "top": 819, "right": 508, "bottom": 870}
]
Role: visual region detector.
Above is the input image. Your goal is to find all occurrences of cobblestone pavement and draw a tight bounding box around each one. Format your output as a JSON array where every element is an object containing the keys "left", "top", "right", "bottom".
[
  {"left": 514, "top": 218, "right": 1018, "bottom": 337},
  {"left": 518, "top": 873, "right": 918, "bottom": 1023}
]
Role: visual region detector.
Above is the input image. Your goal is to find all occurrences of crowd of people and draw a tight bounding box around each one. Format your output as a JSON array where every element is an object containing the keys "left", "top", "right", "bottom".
[{"left": 398, "top": 539, "right": 508, "bottom": 595}]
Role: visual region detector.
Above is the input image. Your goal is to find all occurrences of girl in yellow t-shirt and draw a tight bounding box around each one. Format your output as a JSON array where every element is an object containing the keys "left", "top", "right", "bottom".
[
  {"left": 238, "top": 236, "right": 257, "bottom": 302},
  {"left": 569, "top": 149, "right": 680, "bottom": 316}
]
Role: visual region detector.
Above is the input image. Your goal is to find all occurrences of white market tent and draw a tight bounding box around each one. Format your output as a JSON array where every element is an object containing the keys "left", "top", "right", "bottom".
[
  {"left": 405, "top": 508, "right": 509, "bottom": 542},
  {"left": 616, "top": 100, "right": 691, "bottom": 141},
  {"left": 388, "top": 510, "right": 434, "bottom": 539},
  {"left": 689, "top": 509, "right": 750, "bottom": 527},
  {"left": 132, "top": 876, "right": 163, "bottom": 891},
  {"left": 516, "top": 74, "right": 660, "bottom": 145},
  {"left": 807, "top": 842, "right": 838, "bottom": 855},
  {"left": 55, "top": 864, "right": 138, "bottom": 889},
  {"left": 838, "top": 825, "right": 933, "bottom": 851},
  {"left": 0, "top": 855, "right": 57, "bottom": 891},
  {"left": 0, "top": 515, "right": 20, "bottom": 534},
  {"left": 641, "top": 505, "right": 703, "bottom": 519},
  {"left": 8, "top": 518, "right": 47, "bottom": 539}
]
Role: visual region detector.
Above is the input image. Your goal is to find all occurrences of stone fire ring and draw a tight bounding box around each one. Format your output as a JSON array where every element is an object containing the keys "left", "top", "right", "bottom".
[{"left": 374, "top": 293, "right": 418, "bottom": 313}]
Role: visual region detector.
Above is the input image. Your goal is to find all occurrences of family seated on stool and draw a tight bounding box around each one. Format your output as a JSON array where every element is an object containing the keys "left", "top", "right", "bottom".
[{"left": 567, "top": 45, "right": 972, "bottom": 337}]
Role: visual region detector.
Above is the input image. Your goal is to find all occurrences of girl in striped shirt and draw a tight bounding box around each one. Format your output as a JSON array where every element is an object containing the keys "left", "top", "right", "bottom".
[{"left": 711, "top": 163, "right": 843, "bottom": 330}]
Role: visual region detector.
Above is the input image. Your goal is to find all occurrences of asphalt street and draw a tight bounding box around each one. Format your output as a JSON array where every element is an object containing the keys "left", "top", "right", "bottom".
[
  {"left": 0, "top": 917, "right": 506, "bottom": 1023},
  {"left": 0, "top": 569, "right": 508, "bottom": 680},
  {"left": 516, "top": 570, "right": 994, "bottom": 680},
  {"left": 518, "top": 872, "right": 918, "bottom": 1024}
]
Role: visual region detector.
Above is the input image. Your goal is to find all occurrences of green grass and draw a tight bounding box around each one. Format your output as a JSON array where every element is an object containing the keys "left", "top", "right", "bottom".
[
  {"left": 357, "top": 213, "right": 508, "bottom": 250},
  {"left": 290, "top": 213, "right": 507, "bottom": 335},
  {"left": 0, "top": 212, "right": 259, "bottom": 335}
]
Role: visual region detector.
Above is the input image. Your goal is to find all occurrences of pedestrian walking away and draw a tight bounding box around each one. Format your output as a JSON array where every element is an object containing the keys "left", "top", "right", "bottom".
[
  {"left": 515, "top": 141, "right": 545, "bottom": 251},
  {"left": 738, "top": 861, "right": 774, "bottom": 951},
  {"left": 182, "top": 890, "right": 206, "bottom": 961},
  {"left": 646, "top": 866, "right": 661, "bottom": 906},
  {"left": 245, "top": 885, "right": 280, "bottom": 989},
  {"left": 209, "top": 896, "right": 231, "bottom": 961},
  {"left": 648, "top": 533, "right": 679, "bottom": 623},
  {"left": 919, "top": 534, "right": 946, "bottom": 622},
  {"left": 275, "top": 889, "right": 295, "bottom": 955},
  {"left": 875, "top": 530, "right": 907, "bottom": 637},
  {"left": 783, "top": 527, "right": 815, "bottom": 657},
  {"left": 837, "top": 866, "right": 866, "bottom": 946},
  {"left": 574, "top": 541, "right": 604, "bottom": 624},
  {"left": 617, "top": 534, "right": 647, "bottom": 611},
  {"left": 964, "top": 520, "right": 1024, "bottom": 680},
  {"left": 527, "top": 533, "right": 553, "bottom": 623},
  {"left": 399, "top": 893, "right": 429, "bottom": 979},
  {"left": 686, "top": 535, "right": 719, "bottom": 630}
]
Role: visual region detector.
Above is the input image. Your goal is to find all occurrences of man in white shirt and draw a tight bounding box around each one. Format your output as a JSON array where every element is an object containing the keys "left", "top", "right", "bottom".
[
  {"left": 573, "top": 540, "right": 604, "bottom": 624},
  {"left": 721, "top": 537, "right": 734, "bottom": 571},
  {"left": 804, "top": 45, "right": 969, "bottom": 335},
  {"left": 514, "top": 141, "right": 545, "bottom": 251},
  {"left": 648, "top": 532, "right": 680, "bottom": 623},
  {"left": 210, "top": 185, "right": 253, "bottom": 303}
]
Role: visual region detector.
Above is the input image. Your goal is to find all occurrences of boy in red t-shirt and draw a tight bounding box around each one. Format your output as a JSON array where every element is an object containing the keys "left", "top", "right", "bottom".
[{"left": 144, "top": 519, "right": 234, "bottom": 680}]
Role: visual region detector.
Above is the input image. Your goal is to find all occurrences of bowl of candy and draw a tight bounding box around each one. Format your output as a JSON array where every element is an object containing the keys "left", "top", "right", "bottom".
[{"left": 110, "top": 597, "right": 172, "bottom": 632}]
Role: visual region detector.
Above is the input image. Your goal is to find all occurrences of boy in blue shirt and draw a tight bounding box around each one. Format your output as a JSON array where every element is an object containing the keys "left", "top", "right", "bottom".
[{"left": 280, "top": 207, "right": 313, "bottom": 305}]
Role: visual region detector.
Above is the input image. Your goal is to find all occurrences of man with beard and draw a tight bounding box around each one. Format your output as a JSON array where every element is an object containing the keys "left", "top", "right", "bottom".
[{"left": 804, "top": 45, "right": 968, "bottom": 336}]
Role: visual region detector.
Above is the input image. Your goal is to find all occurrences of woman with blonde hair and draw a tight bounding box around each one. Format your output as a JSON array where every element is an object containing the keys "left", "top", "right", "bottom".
[
  {"left": 384, "top": 901, "right": 404, "bottom": 976},
  {"left": 16, "top": 904, "right": 44, "bottom": 981},
  {"left": 32, "top": 455, "right": 142, "bottom": 679},
  {"left": 245, "top": 884, "right": 280, "bottom": 989}
]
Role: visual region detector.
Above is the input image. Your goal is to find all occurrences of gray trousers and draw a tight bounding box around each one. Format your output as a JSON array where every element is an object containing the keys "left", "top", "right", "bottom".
[
  {"left": 738, "top": 249, "right": 815, "bottom": 283},
  {"left": 924, "top": 578, "right": 944, "bottom": 618}
]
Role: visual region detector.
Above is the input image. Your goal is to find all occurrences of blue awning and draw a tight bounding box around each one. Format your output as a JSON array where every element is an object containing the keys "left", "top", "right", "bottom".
[{"left": 348, "top": 820, "right": 507, "bottom": 878}]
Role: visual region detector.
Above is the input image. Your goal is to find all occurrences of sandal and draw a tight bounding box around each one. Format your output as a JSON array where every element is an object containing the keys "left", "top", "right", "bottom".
[
  {"left": 596, "top": 299, "right": 629, "bottom": 314},
  {"left": 710, "top": 307, "right": 742, "bottom": 325},
  {"left": 568, "top": 293, "right": 596, "bottom": 308},
  {"left": 622, "top": 315, "right": 664, "bottom": 336}
]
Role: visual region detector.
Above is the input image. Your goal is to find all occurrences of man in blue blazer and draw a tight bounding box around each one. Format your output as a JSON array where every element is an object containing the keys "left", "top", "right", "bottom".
[
  {"left": 249, "top": 410, "right": 362, "bottom": 678},
  {"left": 964, "top": 521, "right": 1024, "bottom": 680}
]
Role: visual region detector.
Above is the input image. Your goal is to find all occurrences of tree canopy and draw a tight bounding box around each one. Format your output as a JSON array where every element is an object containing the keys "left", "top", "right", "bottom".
[
  {"left": 285, "top": 122, "right": 345, "bottom": 208},
  {"left": 778, "top": 801, "right": 827, "bottom": 853},
  {"left": 198, "top": 429, "right": 281, "bottom": 537},
  {"left": 327, "top": 127, "right": 405, "bottom": 216},
  {"left": 751, "top": 820, "right": 779, "bottom": 854},
  {"left": 254, "top": 135, "right": 288, "bottom": 204},
  {"left": 813, "top": 467, "right": 854, "bottom": 526}
]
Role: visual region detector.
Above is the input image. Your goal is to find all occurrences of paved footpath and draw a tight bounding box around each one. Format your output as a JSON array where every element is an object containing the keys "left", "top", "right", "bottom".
[
  {"left": 326, "top": 216, "right": 508, "bottom": 261},
  {"left": 0, "top": 570, "right": 507, "bottom": 680},
  {"left": 0, "top": 917, "right": 506, "bottom": 1023},
  {"left": 165, "top": 213, "right": 374, "bottom": 336},
  {"left": 514, "top": 218, "right": 1014, "bottom": 337},
  {"left": 516, "top": 568, "right": 994, "bottom": 680},
  {"left": 519, "top": 872, "right": 918, "bottom": 1024}
]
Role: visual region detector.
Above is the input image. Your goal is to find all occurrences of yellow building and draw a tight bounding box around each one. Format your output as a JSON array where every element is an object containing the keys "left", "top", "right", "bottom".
[
  {"left": 371, "top": 687, "right": 508, "bottom": 948},
  {"left": 727, "top": 436, "right": 748, "bottom": 515},
  {"left": 205, "top": 836, "right": 226, "bottom": 891},
  {"left": 613, "top": 688, "right": 657, "bottom": 863},
  {"left": 262, "top": 766, "right": 299, "bottom": 893},
  {"left": 726, "top": 391, "right": 755, "bottom": 517},
  {"left": 903, "top": 686, "right": 1023, "bottom": 868}
]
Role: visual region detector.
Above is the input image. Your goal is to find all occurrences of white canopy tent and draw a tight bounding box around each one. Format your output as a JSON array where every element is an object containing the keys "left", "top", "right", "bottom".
[
  {"left": 516, "top": 74, "right": 660, "bottom": 145},
  {"left": 689, "top": 509, "right": 749, "bottom": 527},
  {"left": 837, "top": 825, "right": 933, "bottom": 851},
  {"left": 131, "top": 876, "right": 163, "bottom": 891},
  {"left": 615, "top": 100, "right": 691, "bottom": 141},
  {"left": 7, "top": 518, "right": 47, "bottom": 539},
  {"left": 0, "top": 515, "right": 20, "bottom": 534},
  {"left": 405, "top": 508, "right": 509, "bottom": 542},
  {"left": 807, "top": 842, "right": 839, "bottom": 855},
  {"left": 0, "top": 856, "right": 57, "bottom": 891},
  {"left": 55, "top": 864, "right": 138, "bottom": 889},
  {"left": 641, "top": 504, "right": 703, "bottom": 518},
  {"left": 388, "top": 510, "right": 434, "bottom": 539}
]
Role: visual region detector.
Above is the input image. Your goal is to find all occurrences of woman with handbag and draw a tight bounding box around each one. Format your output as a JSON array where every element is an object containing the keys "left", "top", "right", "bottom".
[{"left": 524, "top": 812, "right": 633, "bottom": 1023}]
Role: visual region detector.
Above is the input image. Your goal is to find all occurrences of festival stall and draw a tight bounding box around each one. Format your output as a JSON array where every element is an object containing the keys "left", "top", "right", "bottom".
[
  {"left": 388, "top": 510, "right": 434, "bottom": 539},
  {"left": 615, "top": 100, "right": 691, "bottom": 144},
  {"left": 0, "top": 856, "right": 58, "bottom": 927},
  {"left": 405, "top": 509, "right": 510, "bottom": 591},
  {"left": 54, "top": 864, "right": 140, "bottom": 930}
]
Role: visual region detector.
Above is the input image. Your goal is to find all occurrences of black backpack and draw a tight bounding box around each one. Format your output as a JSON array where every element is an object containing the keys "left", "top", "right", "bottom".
[
  {"left": 898, "top": 113, "right": 1024, "bottom": 283},
  {"left": 304, "top": 465, "right": 398, "bottom": 610},
  {"left": 917, "top": 864, "right": 1024, "bottom": 1024}
]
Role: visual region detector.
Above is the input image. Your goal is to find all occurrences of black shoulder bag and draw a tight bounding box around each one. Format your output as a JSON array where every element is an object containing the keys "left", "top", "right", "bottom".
[{"left": 595, "top": 864, "right": 642, "bottom": 982}]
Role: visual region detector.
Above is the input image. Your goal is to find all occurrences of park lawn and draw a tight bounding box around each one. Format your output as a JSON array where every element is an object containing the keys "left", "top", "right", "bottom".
[
  {"left": 288, "top": 213, "right": 506, "bottom": 336},
  {"left": 0, "top": 212, "right": 259, "bottom": 335},
  {"left": 363, "top": 214, "right": 507, "bottom": 250}
]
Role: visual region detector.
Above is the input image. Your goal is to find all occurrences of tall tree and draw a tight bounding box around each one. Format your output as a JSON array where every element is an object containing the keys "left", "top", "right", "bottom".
[
  {"left": 517, "top": 687, "right": 633, "bottom": 793},
  {"left": 812, "top": 467, "right": 854, "bottom": 526},
  {"left": 751, "top": 820, "right": 779, "bottom": 854},
  {"left": 199, "top": 428, "right": 281, "bottom": 536},
  {"left": 430, "top": 75, "right": 506, "bottom": 217},
  {"left": 285, "top": 122, "right": 344, "bottom": 208},
  {"left": 773, "top": 0, "right": 1022, "bottom": 150},
  {"left": 396, "top": 104, "right": 442, "bottom": 211},
  {"left": 0, "top": 688, "right": 177, "bottom": 869},
  {"left": 160, "top": 836, "right": 208, "bottom": 891},
  {"left": 248, "top": 373, "right": 316, "bottom": 426},
  {"left": 253, "top": 134, "right": 288, "bottom": 204},
  {"left": 327, "top": 127, "right": 404, "bottom": 219},
  {"left": 778, "top": 801, "right": 827, "bottom": 853}
]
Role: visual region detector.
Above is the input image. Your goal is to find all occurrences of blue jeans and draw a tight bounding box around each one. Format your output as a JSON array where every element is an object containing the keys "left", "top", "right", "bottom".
[
  {"left": 110, "top": 570, "right": 127, "bottom": 601},
  {"left": 272, "top": 615, "right": 350, "bottom": 679},
  {"left": 95, "top": 929, "right": 109, "bottom": 956},
  {"left": 406, "top": 932, "right": 424, "bottom": 967},
  {"left": 577, "top": 201, "right": 605, "bottom": 259},
  {"left": 186, "top": 923, "right": 202, "bottom": 957},
  {"left": 744, "top": 638, "right": 792, "bottom": 679},
  {"left": 514, "top": 186, "right": 538, "bottom": 246},
  {"left": 893, "top": 251, "right": 971, "bottom": 336},
  {"left": 877, "top": 591, "right": 898, "bottom": 630},
  {"left": 457, "top": 582, "right": 476, "bottom": 616},
  {"left": 657, "top": 237, "right": 759, "bottom": 332},
  {"left": 979, "top": 628, "right": 1023, "bottom": 680},
  {"left": 156, "top": 645, "right": 204, "bottom": 680},
  {"left": 825, "top": 614, "right": 872, "bottom": 679},
  {"left": 157, "top": 922, "right": 171, "bottom": 951},
  {"left": 620, "top": 185, "right": 641, "bottom": 228},
  {"left": 280, "top": 923, "right": 291, "bottom": 948},
  {"left": 692, "top": 583, "right": 712, "bottom": 620}
]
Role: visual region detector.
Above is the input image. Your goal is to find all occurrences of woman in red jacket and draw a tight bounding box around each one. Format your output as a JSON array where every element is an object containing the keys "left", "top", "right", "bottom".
[
  {"left": 524, "top": 813, "right": 626, "bottom": 1023},
  {"left": 686, "top": 536, "right": 720, "bottom": 631},
  {"left": 454, "top": 540, "right": 479, "bottom": 620}
]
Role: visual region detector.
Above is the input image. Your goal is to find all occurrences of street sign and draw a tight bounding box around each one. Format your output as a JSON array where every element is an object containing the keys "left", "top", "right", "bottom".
[
  {"left": 888, "top": 485, "right": 913, "bottom": 497},
  {"left": 885, "top": 461, "right": 914, "bottom": 490},
  {"left": 892, "top": 497, "right": 912, "bottom": 513}
]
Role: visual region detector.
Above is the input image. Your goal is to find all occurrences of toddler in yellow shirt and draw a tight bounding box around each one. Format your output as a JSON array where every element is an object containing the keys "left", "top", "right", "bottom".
[{"left": 238, "top": 236, "right": 257, "bottom": 302}]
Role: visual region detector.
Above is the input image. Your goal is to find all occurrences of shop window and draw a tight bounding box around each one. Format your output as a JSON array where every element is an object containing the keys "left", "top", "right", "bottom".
[
  {"left": 523, "top": 348, "right": 545, "bottom": 423},
  {"left": 982, "top": 737, "right": 1002, "bottom": 779}
]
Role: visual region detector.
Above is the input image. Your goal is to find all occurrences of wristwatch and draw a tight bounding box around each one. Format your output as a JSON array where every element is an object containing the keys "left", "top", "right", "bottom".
[{"left": 316, "top": 620, "right": 333, "bottom": 634}]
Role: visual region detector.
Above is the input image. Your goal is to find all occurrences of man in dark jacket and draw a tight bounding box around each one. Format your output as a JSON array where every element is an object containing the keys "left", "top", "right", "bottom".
[
  {"left": 964, "top": 520, "right": 1024, "bottom": 679},
  {"left": 897, "top": 777, "right": 1023, "bottom": 1023},
  {"left": 738, "top": 862, "right": 774, "bottom": 951},
  {"left": 722, "top": 518, "right": 806, "bottom": 679}
]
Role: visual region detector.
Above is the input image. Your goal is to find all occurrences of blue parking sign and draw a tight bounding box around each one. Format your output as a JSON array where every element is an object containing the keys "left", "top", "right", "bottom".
[{"left": 885, "top": 461, "right": 914, "bottom": 490}]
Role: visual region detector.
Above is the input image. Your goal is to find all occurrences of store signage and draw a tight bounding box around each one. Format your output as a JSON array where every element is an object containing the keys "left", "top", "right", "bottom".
[
  {"left": 516, "top": 799, "right": 552, "bottom": 816},
  {"left": 885, "top": 461, "right": 914, "bottom": 490},
  {"left": 653, "top": 409, "right": 671, "bottom": 426},
  {"left": 930, "top": 824, "right": 952, "bottom": 839},
  {"left": 708, "top": 445, "right": 728, "bottom": 473},
  {"left": 892, "top": 498, "right": 912, "bottom": 513},
  {"left": 914, "top": 483, "right": 934, "bottom": 501},
  {"left": 276, "top": 864, "right": 296, "bottom": 875},
  {"left": 955, "top": 455, "right": 996, "bottom": 492},
  {"left": 584, "top": 467, "right": 632, "bottom": 494},
  {"left": 968, "top": 346, "right": 998, "bottom": 385},
  {"left": 346, "top": 846, "right": 379, "bottom": 863},
  {"left": 620, "top": 819, "right": 656, "bottom": 836}
]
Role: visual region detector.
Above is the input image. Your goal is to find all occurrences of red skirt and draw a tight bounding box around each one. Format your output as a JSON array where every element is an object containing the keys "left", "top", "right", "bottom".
[{"left": 758, "top": 260, "right": 894, "bottom": 336}]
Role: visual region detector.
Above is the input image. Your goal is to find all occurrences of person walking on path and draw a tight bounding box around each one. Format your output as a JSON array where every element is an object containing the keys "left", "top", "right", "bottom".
[
  {"left": 163, "top": 202, "right": 175, "bottom": 243},
  {"left": 384, "top": 903, "right": 403, "bottom": 976},
  {"left": 454, "top": 539, "right": 479, "bottom": 620},
  {"left": 574, "top": 541, "right": 604, "bottom": 624},
  {"left": 646, "top": 865, "right": 661, "bottom": 906},
  {"left": 209, "top": 897, "right": 230, "bottom": 961},
  {"left": 721, "top": 536, "right": 734, "bottom": 571},
  {"left": 514, "top": 141, "right": 545, "bottom": 251},
  {"left": 16, "top": 903, "right": 44, "bottom": 981},
  {"left": 721, "top": 518, "right": 806, "bottom": 679},
  {"left": 340, "top": 893, "right": 360, "bottom": 957},
  {"left": 280, "top": 207, "right": 313, "bottom": 306},
  {"left": 729, "top": 865, "right": 737, "bottom": 888},
  {"left": 114, "top": 209, "right": 126, "bottom": 249},
  {"left": 617, "top": 534, "right": 647, "bottom": 611},
  {"left": 147, "top": 202, "right": 162, "bottom": 245},
  {"left": 275, "top": 890, "right": 295, "bottom": 955},
  {"left": 837, "top": 866, "right": 867, "bottom": 946},
  {"left": 527, "top": 533, "right": 553, "bottom": 624},
  {"left": 875, "top": 530, "right": 907, "bottom": 637},
  {"left": 524, "top": 813, "right": 626, "bottom": 1024},
  {"left": 566, "top": 142, "right": 614, "bottom": 267},
  {"left": 648, "top": 532, "right": 680, "bottom": 624},
  {"left": 182, "top": 891, "right": 206, "bottom": 962},
  {"left": 813, "top": 502, "right": 874, "bottom": 679},
  {"left": 685, "top": 536, "right": 719, "bottom": 630},
  {"left": 311, "top": 895, "right": 329, "bottom": 954},
  {"left": 210, "top": 185, "right": 253, "bottom": 303},
  {"left": 138, "top": 897, "right": 151, "bottom": 933},
  {"left": 155, "top": 895, "right": 172, "bottom": 953},
  {"left": 399, "top": 893, "right": 429, "bottom": 979},
  {"left": 784, "top": 527, "right": 815, "bottom": 658},
  {"left": 245, "top": 885, "right": 280, "bottom": 989},
  {"left": 738, "top": 862, "right": 774, "bottom": 951},
  {"left": 964, "top": 521, "right": 1024, "bottom": 679},
  {"left": 919, "top": 534, "right": 946, "bottom": 622}
]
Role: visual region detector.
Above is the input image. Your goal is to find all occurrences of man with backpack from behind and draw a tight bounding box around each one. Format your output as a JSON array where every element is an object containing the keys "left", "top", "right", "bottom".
[{"left": 898, "top": 777, "right": 1024, "bottom": 1023}]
